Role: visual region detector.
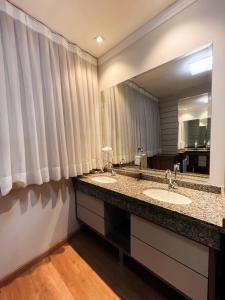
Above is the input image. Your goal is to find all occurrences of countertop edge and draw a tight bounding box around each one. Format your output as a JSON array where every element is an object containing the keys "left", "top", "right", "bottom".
[{"left": 73, "top": 178, "right": 222, "bottom": 250}]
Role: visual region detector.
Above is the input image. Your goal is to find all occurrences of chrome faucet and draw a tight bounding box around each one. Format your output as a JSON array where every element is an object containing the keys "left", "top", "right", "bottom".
[
  {"left": 174, "top": 164, "right": 180, "bottom": 180},
  {"left": 165, "top": 169, "right": 177, "bottom": 189},
  {"left": 104, "top": 161, "right": 116, "bottom": 176},
  {"left": 119, "top": 158, "right": 125, "bottom": 168},
  {"left": 111, "top": 167, "right": 117, "bottom": 176}
]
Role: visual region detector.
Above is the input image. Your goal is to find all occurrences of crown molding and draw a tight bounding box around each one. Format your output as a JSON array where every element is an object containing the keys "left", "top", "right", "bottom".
[
  {"left": 98, "top": 0, "right": 198, "bottom": 65},
  {"left": 125, "top": 81, "right": 158, "bottom": 102}
]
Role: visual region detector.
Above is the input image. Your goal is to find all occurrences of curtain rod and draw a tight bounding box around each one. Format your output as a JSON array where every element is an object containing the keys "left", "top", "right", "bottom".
[
  {"left": 125, "top": 81, "right": 158, "bottom": 102},
  {"left": 4, "top": 0, "right": 97, "bottom": 62}
]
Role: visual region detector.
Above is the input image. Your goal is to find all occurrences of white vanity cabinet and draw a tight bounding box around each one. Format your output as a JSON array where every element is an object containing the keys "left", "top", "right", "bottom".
[
  {"left": 76, "top": 190, "right": 105, "bottom": 235},
  {"left": 131, "top": 215, "right": 209, "bottom": 300},
  {"left": 75, "top": 189, "right": 215, "bottom": 300}
]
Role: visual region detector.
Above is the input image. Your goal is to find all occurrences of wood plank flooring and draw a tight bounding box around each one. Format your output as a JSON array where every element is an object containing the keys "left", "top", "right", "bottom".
[{"left": 0, "top": 228, "right": 185, "bottom": 300}]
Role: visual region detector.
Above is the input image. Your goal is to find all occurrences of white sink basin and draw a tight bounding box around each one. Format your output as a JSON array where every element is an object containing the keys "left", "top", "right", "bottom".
[
  {"left": 143, "top": 188, "right": 192, "bottom": 205},
  {"left": 91, "top": 176, "right": 117, "bottom": 184}
]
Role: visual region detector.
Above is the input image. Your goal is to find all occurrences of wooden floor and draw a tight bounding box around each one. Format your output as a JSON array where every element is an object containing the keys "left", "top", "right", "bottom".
[{"left": 0, "top": 228, "right": 185, "bottom": 300}]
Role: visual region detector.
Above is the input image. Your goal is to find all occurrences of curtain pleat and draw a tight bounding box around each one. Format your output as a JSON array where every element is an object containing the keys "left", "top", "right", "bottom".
[
  {"left": 101, "top": 82, "right": 161, "bottom": 164},
  {"left": 0, "top": 1, "right": 101, "bottom": 195}
]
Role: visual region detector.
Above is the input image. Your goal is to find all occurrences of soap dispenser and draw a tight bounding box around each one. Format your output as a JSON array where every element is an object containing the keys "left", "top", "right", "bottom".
[{"left": 134, "top": 147, "right": 147, "bottom": 169}]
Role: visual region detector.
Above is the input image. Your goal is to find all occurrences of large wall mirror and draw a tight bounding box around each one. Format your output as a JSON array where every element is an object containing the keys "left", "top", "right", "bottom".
[{"left": 101, "top": 44, "right": 212, "bottom": 176}]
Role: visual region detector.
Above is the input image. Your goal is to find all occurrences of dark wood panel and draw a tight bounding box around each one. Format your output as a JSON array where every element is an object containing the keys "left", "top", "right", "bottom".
[
  {"left": 161, "top": 134, "right": 178, "bottom": 141},
  {"left": 159, "top": 96, "right": 178, "bottom": 155},
  {"left": 160, "top": 105, "right": 178, "bottom": 114},
  {"left": 161, "top": 128, "right": 178, "bottom": 135},
  {"left": 161, "top": 123, "right": 178, "bottom": 130},
  {"left": 160, "top": 118, "right": 178, "bottom": 125},
  {"left": 161, "top": 139, "right": 178, "bottom": 146},
  {"left": 160, "top": 110, "right": 178, "bottom": 119}
]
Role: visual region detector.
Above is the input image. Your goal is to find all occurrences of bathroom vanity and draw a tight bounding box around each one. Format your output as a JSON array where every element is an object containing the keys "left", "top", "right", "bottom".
[{"left": 73, "top": 172, "right": 225, "bottom": 300}]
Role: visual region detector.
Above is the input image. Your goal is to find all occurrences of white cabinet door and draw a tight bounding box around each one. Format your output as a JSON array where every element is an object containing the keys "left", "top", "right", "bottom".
[
  {"left": 131, "top": 215, "right": 209, "bottom": 277},
  {"left": 76, "top": 190, "right": 104, "bottom": 217},
  {"left": 77, "top": 205, "right": 105, "bottom": 235},
  {"left": 131, "top": 236, "right": 208, "bottom": 300}
]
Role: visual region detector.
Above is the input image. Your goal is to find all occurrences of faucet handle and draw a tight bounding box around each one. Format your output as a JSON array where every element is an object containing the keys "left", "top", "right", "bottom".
[
  {"left": 165, "top": 169, "right": 171, "bottom": 178},
  {"left": 120, "top": 158, "right": 125, "bottom": 166},
  {"left": 172, "top": 181, "right": 178, "bottom": 189},
  {"left": 174, "top": 163, "right": 180, "bottom": 179},
  {"left": 111, "top": 169, "right": 116, "bottom": 176}
]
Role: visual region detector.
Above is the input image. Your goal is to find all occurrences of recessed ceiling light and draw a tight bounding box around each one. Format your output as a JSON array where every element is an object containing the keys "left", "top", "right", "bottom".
[
  {"left": 95, "top": 35, "right": 104, "bottom": 44},
  {"left": 189, "top": 56, "right": 212, "bottom": 75}
]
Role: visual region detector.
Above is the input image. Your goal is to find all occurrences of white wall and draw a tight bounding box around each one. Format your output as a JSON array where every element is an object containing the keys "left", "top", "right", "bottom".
[
  {"left": 0, "top": 179, "right": 79, "bottom": 280},
  {"left": 99, "top": 0, "right": 225, "bottom": 186}
]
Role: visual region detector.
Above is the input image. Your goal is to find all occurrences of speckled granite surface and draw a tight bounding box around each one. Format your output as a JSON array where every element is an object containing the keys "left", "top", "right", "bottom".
[
  {"left": 115, "top": 167, "right": 221, "bottom": 194},
  {"left": 74, "top": 173, "right": 225, "bottom": 250}
]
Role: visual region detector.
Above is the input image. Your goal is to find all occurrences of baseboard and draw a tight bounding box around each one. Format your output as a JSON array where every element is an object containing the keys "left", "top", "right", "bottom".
[{"left": 0, "top": 228, "right": 81, "bottom": 288}]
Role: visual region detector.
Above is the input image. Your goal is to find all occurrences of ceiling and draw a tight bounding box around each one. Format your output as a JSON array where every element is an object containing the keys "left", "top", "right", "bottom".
[
  {"left": 131, "top": 46, "right": 212, "bottom": 99},
  {"left": 10, "top": 0, "right": 177, "bottom": 57}
]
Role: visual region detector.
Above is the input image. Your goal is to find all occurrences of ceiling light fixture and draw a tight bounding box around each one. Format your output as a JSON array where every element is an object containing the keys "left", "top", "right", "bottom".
[
  {"left": 197, "top": 94, "right": 209, "bottom": 104},
  {"left": 189, "top": 56, "right": 212, "bottom": 76},
  {"left": 95, "top": 35, "right": 104, "bottom": 44}
]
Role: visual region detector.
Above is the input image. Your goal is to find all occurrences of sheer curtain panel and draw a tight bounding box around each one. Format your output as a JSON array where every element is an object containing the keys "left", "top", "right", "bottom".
[
  {"left": 101, "top": 82, "right": 161, "bottom": 163},
  {"left": 0, "top": 0, "right": 101, "bottom": 195}
]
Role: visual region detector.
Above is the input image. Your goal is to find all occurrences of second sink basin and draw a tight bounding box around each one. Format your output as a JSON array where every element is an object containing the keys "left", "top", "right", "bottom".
[
  {"left": 143, "top": 188, "right": 192, "bottom": 205},
  {"left": 92, "top": 176, "right": 117, "bottom": 184}
]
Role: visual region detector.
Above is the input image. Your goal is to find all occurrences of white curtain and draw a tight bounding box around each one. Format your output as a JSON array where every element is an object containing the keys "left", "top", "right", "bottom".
[
  {"left": 0, "top": 0, "right": 101, "bottom": 196},
  {"left": 101, "top": 81, "right": 161, "bottom": 163}
]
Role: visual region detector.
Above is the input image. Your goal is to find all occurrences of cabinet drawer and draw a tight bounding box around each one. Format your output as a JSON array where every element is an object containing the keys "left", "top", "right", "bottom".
[
  {"left": 76, "top": 190, "right": 104, "bottom": 217},
  {"left": 131, "top": 236, "right": 208, "bottom": 300},
  {"left": 77, "top": 205, "right": 105, "bottom": 235},
  {"left": 131, "top": 215, "right": 209, "bottom": 277}
]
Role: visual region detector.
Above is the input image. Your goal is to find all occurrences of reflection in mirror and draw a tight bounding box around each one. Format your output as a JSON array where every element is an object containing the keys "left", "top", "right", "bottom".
[
  {"left": 101, "top": 44, "right": 212, "bottom": 175},
  {"left": 182, "top": 118, "right": 211, "bottom": 148}
]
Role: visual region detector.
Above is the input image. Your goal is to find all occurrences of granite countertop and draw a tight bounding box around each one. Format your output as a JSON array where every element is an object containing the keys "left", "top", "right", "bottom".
[
  {"left": 118, "top": 166, "right": 210, "bottom": 181},
  {"left": 116, "top": 166, "right": 209, "bottom": 184},
  {"left": 74, "top": 173, "right": 225, "bottom": 250},
  {"left": 115, "top": 167, "right": 221, "bottom": 193}
]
